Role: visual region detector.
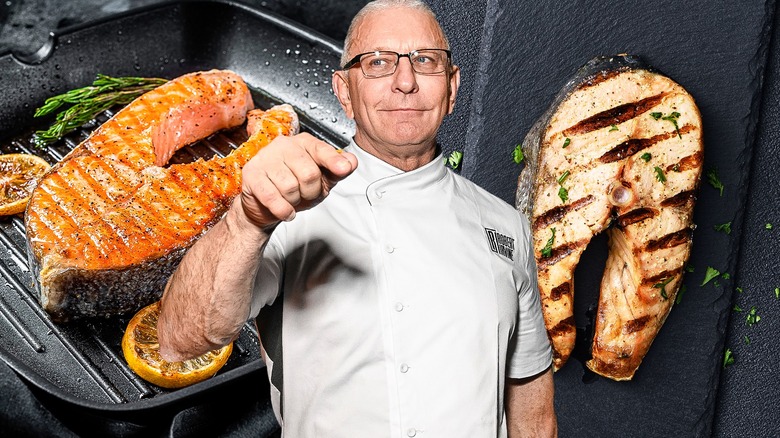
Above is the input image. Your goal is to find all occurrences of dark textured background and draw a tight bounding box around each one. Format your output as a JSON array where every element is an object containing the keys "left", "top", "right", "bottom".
[{"left": 1, "top": 0, "right": 778, "bottom": 436}]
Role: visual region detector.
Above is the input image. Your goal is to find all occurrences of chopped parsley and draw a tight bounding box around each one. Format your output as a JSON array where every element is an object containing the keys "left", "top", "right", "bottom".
[
  {"left": 746, "top": 306, "right": 761, "bottom": 326},
  {"left": 744, "top": 336, "right": 751, "bottom": 345},
  {"left": 562, "top": 137, "right": 571, "bottom": 148},
  {"left": 714, "top": 222, "right": 732, "bottom": 235},
  {"left": 653, "top": 277, "right": 674, "bottom": 300},
  {"left": 557, "top": 170, "right": 570, "bottom": 185},
  {"left": 654, "top": 166, "right": 667, "bottom": 183},
  {"left": 445, "top": 150, "right": 463, "bottom": 170},
  {"left": 723, "top": 348, "right": 734, "bottom": 368},
  {"left": 557, "top": 170, "right": 570, "bottom": 203},
  {"left": 609, "top": 124, "right": 618, "bottom": 132},
  {"left": 733, "top": 304, "right": 743, "bottom": 312},
  {"left": 512, "top": 144, "right": 525, "bottom": 164},
  {"left": 701, "top": 266, "right": 721, "bottom": 286},
  {"left": 775, "top": 287, "right": 779, "bottom": 300},
  {"left": 675, "top": 284, "right": 686, "bottom": 304},
  {"left": 706, "top": 168, "right": 725, "bottom": 196},
  {"left": 685, "top": 265, "right": 695, "bottom": 273},
  {"left": 736, "top": 286, "right": 743, "bottom": 293},
  {"left": 767, "top": 223, "right": 774, "bottom": 230},
  {"left": 650, "top": 111, "right": 682, "bottom": 138},
  {"left": 640, "top": 152, "right": 652, "bottom": 162},
  {"left": 558, "top": 186, "right": 569, "bottom": 203},
  {"left": 541, "top": 228, "right": 556, "bottom": 258}
]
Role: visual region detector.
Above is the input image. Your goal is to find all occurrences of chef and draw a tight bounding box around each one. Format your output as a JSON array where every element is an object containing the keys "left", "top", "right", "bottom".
[{"left": 158, "top": 0, "right": 556, "bottom": 436}]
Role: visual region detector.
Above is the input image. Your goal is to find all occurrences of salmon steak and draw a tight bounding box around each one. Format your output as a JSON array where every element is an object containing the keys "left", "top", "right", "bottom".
[
  {"left": 25, "top": 70, "right": 300, "bottom": 322},
  {"left": 515, "top": 55, "right": 703, "bottom": 380}
]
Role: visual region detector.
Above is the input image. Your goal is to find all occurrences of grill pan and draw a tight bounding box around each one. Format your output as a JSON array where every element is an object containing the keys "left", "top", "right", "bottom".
[{"left": 0, "top": 0, "right": 352, "bottom": 418}]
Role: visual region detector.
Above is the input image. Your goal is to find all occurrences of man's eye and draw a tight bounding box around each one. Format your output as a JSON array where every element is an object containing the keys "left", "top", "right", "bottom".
[
  {"left": 413, "top": 56, "right": 432, "bottom": 64},
  {"left": 368, "top": 57, "right": 391, "bottom": 67}
]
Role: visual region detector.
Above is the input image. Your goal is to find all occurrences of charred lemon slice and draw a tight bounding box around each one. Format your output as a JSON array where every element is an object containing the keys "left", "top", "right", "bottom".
[
  {"left": 0, "top": 153, "right": 50, "bottom": 216},
  {"left": 122, "top": 301, "right": 233, "bottom": 389}
]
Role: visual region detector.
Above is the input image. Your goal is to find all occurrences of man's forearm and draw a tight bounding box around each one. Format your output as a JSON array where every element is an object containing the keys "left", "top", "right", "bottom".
[
  {"left": 158, "top": 199, "right": 269, "bottom": 361},
  {"left": 506, "top": 367, "right": 557, "bottom": 438}
]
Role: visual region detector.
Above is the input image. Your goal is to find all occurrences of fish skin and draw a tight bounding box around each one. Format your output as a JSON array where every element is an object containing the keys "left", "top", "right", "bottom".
[
  {"left": 515, "top": 55, "right": 703, "bottom": 379},
  {"left": 25, "top": 70, "right": 300, "bottom": 322}
]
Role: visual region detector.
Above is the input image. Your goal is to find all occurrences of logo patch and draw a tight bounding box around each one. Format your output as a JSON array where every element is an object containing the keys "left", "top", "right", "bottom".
[{"left": 485, "top": 228, "right": 514, "bottom": 260}]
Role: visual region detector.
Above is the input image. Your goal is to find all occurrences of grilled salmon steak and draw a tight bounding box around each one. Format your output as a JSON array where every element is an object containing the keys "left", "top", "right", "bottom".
[
  {"left": 516, "top": 55, "right": 703, "bottom": 380},
  {"left": 25, "top": 70, "right": 300, "bottom": 322}
]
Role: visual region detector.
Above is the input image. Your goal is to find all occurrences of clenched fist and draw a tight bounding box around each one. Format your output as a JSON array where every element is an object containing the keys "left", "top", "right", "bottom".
[{"left": 239, "top": 132, "right": 358, "bottom": 229}]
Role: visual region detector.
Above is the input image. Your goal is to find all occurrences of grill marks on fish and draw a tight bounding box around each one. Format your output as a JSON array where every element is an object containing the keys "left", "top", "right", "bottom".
[
  {"left": 515, "top": 55, "right": 703, "bottom": 379},
  {"left": 563, "top": 93, "right": 668, "bottom": 137},
  {"left": 25, "top": 70, "right": 300, "bottom": 321}
]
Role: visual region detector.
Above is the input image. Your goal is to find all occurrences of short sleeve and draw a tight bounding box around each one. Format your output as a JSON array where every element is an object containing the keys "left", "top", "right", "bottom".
[{"left": 506, "top": 217, "right": 553, "bottom": 378}]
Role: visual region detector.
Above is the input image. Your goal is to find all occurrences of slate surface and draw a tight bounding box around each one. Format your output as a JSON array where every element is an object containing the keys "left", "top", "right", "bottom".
[
  {"left": 1, "top": 0, "right": 779, "bottom": 437},
  {"left": 445, "top": 1, "right": 776, "bottom": 437},
  {"left": 713, "top": 3, "right": 780, "bottom": 436}
]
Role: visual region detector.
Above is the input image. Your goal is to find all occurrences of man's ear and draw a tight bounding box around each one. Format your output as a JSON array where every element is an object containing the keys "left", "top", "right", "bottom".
[
  {"left": 447, "top": 65, "right": 461, "bottom": 115},
  {"left": 332, "top": 70, "right": 354, "bottom": 119}
]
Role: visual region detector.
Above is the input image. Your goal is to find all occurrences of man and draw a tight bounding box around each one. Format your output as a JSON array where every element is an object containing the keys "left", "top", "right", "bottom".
[{"left": 158, "top": 0, "right": 556, "bottom": 436}]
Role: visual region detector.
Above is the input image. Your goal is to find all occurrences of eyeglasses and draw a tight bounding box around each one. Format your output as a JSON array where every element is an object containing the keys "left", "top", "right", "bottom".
[{"left": 342, "top": 49, "right": 452, "bottom": 78}]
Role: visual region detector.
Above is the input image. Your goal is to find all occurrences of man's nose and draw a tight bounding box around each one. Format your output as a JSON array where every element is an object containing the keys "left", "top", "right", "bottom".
[{"left": 392, "top": 56, "right": 419, "bottom": 93}]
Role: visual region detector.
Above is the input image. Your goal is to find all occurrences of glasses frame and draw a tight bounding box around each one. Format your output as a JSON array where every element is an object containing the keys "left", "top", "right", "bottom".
[{"left": 342, "top": 49, "right": 452, "bottom": 78}]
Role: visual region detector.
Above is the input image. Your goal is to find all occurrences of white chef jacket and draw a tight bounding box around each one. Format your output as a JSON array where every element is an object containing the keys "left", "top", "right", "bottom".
[{"left": 250, "top": 141, "right": 552, "bottom": 438}]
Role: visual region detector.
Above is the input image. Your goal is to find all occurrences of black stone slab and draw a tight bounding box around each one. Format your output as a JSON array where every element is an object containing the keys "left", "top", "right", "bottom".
[
  {"left": 714, "top": 2, "right": 780, "bottom": 435},
  {"left": 444, "top": 1, "right": 775, "bottom": 436}
]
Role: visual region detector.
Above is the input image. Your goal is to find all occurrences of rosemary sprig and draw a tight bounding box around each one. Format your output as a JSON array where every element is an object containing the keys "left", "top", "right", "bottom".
[{"left": 33, "top": 74, "right": 167, "bottom": 148}]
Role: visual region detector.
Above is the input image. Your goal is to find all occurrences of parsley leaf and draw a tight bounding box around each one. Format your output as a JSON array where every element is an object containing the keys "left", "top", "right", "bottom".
[
  {"left": 541, "top": 228, "right": 556, "bottom": 258},
  {"left": 640, "top": 152, "right": 652, "bottom": 162},
  {"left": 723, "top": 348, "right": 734, "bottom": 368},
  {"left": 650, "top": 112, "right": 662, "bottom": 120},
  {"left": 675, "top": 284, "right": 686, "bottom": 304},
  {"left": 714, "top": 222, "right": 732, "bottom": 235},
  {"left": 653, "top": 277, "right": 674, "bottom": 300},
  {"left": 744, "top": 336, "right": 750, "bottom": 345},
  {"left": 654, "top": 166, "right": 667, "bottom": 183},
  {"left": 775, "top": 287, "right": 779, "bottom": 300},
  {"left": 609, "top": 124, "right": 618, "bottom": 132},
  {"left": 662, "top": 111, "right": 682, "bottom": 138},
  {"left": 706, "top": 168, "right": 725, "bottom": 196},
  {"left": 512, "top": 144, "right": 525, "bottom": 164},
  {"left": 563, "top": 138, "right": 570, "bottom": 148},
  {"left": 733, "top": 304, "right": 743, "bottom": 312},
  {"left": 701, "top": 266, "right": 720, "bottom": 286},
  {"left": 746, "top": 306, "right": 761, "bottom": 326},
  {"left": 445, "top": 151, "right": 463, "bottom": 170},
  {"left": 766, "top": 223, "right": 774, "bottom": 230},
  {"left": 558, "top": 186, "right": 569, "bottom": 203}
]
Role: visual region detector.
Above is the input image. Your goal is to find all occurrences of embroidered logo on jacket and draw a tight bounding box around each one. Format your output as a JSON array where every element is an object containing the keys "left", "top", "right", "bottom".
[{"left": 485, "top": 228, "right": 514, "bottom": 260}]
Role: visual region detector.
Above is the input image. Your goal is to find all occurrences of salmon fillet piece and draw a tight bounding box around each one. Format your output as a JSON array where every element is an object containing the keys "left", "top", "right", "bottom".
[
  {"left": 25, "top": 70, "right": 300, "bottom": 322},
  {"left": 516, "top": 55, "right": 703, "bottom": 380}
]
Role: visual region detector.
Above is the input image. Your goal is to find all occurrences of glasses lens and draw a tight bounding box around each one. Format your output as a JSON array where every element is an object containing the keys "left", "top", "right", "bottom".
[
  {"left": 411, "top": 50, "right": 449, "bottom": 74},
  {"left": 360, "top": 52, "right": 398, "bottom": 78}
]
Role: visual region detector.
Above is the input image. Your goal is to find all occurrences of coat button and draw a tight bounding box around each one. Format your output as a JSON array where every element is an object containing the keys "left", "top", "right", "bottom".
[
  {"left": 407, "top": 428, "right": 417, "bottom": 437},
  {"left": 400, "top": 363, "right": 409, "bottom": 373},
  {"left": 395, "top": 302, "right": 404, "bottom": 312},
  {"left": 384, "top": 244, "right": 395, "bottom": 253}
]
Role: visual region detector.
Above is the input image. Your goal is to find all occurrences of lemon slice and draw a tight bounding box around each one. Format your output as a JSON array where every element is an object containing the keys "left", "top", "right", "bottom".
[
  {"left": 122, "top": 301, "right": 233, "bottom": 389},
  {"left": 0, "top": 153, "right": 50, "bottom": 216}
]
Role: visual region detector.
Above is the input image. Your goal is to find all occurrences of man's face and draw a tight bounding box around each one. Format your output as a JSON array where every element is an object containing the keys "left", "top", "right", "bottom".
[{"left": 332, "top": 7, "right": 460, "bottom": 156}]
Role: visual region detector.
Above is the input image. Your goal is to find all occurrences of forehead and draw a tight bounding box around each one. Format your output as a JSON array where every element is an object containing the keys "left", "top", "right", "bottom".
[{"left": 351, "top": 7, "right": 446, "bottom": 54}]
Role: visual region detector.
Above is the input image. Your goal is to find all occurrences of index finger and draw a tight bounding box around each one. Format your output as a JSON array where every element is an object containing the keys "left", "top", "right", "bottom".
[{"left": 300, "top": 133, "right": 358, "bottom": 181}]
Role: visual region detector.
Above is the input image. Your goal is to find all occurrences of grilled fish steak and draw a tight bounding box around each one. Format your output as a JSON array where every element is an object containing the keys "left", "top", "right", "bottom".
[
  {"left": 25, "top": 70, "right": 300, "bottom": 322},
  {"left": 515, "top": 55, "right": 703, "bottom": 380}
]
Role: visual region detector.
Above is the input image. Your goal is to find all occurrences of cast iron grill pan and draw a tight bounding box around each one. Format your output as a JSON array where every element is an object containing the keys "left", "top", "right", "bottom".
[{"left": 0, "top": 0, "right": 352, "bottom": 417}]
